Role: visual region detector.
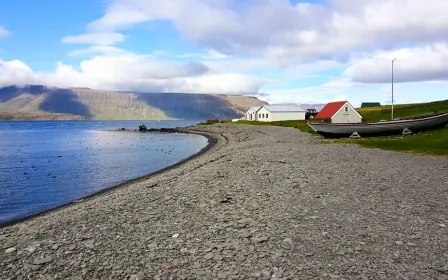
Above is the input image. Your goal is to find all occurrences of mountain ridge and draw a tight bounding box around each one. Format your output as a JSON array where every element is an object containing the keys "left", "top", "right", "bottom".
[{"left": 0, "top": 85, "right": 268, "bottom": 120}]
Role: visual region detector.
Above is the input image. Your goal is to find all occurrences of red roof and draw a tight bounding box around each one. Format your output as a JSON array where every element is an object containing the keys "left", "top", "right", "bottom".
[{"left": 314, "top": 101, "right": 347, "bottom": 119}]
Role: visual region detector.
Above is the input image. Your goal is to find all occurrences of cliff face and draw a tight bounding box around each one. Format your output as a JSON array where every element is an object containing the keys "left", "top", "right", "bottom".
[{"left": 0, "top": 85, "right": 267, "bottom": 120}]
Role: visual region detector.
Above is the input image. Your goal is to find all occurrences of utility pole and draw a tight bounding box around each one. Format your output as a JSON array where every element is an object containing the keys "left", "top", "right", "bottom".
[{"left": 392, "top": 58, "right": 397, "bottom": 120}]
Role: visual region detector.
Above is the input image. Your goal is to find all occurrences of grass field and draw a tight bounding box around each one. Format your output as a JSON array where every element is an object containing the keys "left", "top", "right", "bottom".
[
  {"left": 338, "top": 99, "right": 448, "bottom": 156},
  {"left": 358, "top": 99, "right": 448, "bottom": 121},
  {"left": 222, "top": 99, "right": 448, "bottom": 156},
  {"left": 334, "top": 128, "right": 448, "bottom": 156}
]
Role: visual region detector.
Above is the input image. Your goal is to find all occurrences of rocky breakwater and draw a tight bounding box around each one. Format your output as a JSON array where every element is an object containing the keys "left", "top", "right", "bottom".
[
  {"left": 115, "top": 125, "right": 186, "bottom": 133},
  {"left": 1, "top": 124, "right": 448, "bottom": 279},
  {"left": 138, "top": 124, "right": 185, "bottom": 133}
]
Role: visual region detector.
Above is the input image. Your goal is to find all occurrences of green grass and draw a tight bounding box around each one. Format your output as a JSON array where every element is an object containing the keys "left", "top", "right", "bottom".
[
  {"left": 320, "top": 99, "right": 448, "bottom": 156},
  {"left": 228, "top": 120, "right": 318, "bottom": 135},
  {"left": 358, "top": 99, "right": 448, "bottom": 121},
  {"left": 333, "top": 126, "right": 448, "bottom": 156},
  {"left": 227, "top": 99, "right": 448, "bottom": 156}
]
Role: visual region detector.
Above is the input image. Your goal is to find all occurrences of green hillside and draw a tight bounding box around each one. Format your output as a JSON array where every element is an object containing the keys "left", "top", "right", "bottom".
[
  {"left": 345, "top": 99, "right": 448, "bottom": 156},
  {"left": 357, "top": 99, "right": 448, "bottom": 121}
]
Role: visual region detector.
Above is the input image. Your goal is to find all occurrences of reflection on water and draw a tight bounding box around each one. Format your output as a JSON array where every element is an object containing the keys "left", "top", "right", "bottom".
[{"left": 0, "top": 120, "right": 207, "bottom": 224}]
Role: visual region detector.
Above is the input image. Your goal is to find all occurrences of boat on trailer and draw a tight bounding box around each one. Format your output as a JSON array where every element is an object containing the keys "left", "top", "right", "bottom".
[{"left": 307, "top": 112, "right": 448, "bottom": 138}]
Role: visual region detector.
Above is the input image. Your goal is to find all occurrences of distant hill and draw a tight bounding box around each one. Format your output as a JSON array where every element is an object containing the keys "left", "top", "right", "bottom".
[
  {"left": 0, "top": 85, "right": 267, "bottom": 120},
  {"left": 357, "top": 99, "right": 448, "bottom": 121}
]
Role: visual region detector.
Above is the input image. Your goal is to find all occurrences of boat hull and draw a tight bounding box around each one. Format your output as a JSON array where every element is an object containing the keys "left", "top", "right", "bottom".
[{"left": 308, "top": 113, "right": 448, "bottom": 138}]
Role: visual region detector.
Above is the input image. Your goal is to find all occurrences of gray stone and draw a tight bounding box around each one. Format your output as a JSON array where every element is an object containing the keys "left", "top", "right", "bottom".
[
  {"left": 25, "top": 245, "right": 37, "bottom": 254},
  {"left": 1, "top": 124, "right": 448, "bottom": 279},
  {"left": 240, "top": 230, "right": 252, "bottom": 238},
  {"left": 252, "top": 236, "right": 269, "bottom": 243},
  {"left": 136, "top": 272, "right": 147, "bottom": 279},
  {"left": 5, "top": 247, "right": 16, "bottom": 254},
  {"left": 84, "top": 240, "right": 95, "bottom": 249},
  {"left": 283, "top": 238, "right": 293, "bottom": 244},
  {"left": 33, "top": 256, "right": 54, "bottom": 265},
  {"left": 24, "top": 263, "right": 42, "bottom": 271},
  {"left": 130, "top": 272, "right": 147, "bottom": 280}
]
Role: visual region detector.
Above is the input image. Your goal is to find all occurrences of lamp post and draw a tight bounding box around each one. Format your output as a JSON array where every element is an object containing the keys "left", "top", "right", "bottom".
[{"left": 391, "top": 58, "right": 397, "bottom": 120}]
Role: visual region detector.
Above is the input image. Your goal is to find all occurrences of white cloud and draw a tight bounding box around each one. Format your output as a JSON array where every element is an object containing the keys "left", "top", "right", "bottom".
[
  {"left": 321, "top": 79, "right": 372, "bottom": 89},
  {"left": 82, "top": 0, "right": 448, "bottom": 63},
  {"left": 282, "top": 60, "right": 345, "bottom": 79},
  {"left": 68, "top": 46, "right": 130, "bottom": 57},
  {"left": 203, "top": 57, "right": 274, "bottom": 72},
  {"left": 176, "top": 53, "right": 201, "bottom": 58},
  {"left": 202, "top": 50, "right": 228, "bottom": 60},
  {"left": 87, "top": 1, "right": 188, "bottom": 31},
  {"left": 259, "top": 85, "right": 352, "bottom": 106},
  {"left": 62, "top": 32, "right": 125, "bottom": 45},
  {"left": 0, "top": 26, "right": 9, "bottom": 37},
  {"left": 0, "top": 54, "right": 269, "bottom": 94},
  {"left": 344, "top": 43, "right": 448, "bottom": 83},
  {"left": 4, "top": 1, "right": 448, "bottom": 105},
  {"left": 0, "top": 59, "right": 39, "bottom": 85},
  {"left": 65, "top": 0, "right": 448, "bottom": 75}
]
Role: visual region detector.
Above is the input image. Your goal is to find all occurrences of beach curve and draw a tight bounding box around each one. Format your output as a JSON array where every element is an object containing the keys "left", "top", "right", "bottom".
[{"left": 1, "top": 124, "right": 447, "bottom": 279}]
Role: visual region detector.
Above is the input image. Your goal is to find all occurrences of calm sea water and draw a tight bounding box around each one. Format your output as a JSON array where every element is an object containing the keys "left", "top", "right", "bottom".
[{"left": 0, "top": 120, "right": 208, "bottom": 224}]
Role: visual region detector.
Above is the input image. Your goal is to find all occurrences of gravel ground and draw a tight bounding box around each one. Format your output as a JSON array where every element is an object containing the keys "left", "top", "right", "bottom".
[{"left": 1, "top": 124, "right": 447, "bottom": 280}]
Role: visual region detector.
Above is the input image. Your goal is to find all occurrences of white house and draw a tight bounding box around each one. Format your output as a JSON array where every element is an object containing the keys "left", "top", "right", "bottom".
[
  {"left": 255, "top": 105, "right": 306, "bottom": 122},
  {"left": 314, "top": 101, "right": 363, "bottom": 123},
  {"left": 245, "top": 106, "right": 261, "bottom": 121}
]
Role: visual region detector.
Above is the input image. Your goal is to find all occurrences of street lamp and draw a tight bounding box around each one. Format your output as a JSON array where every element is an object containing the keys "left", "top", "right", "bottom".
[{"left": 391, "top": 58, "right": 397, "bottom": 120}]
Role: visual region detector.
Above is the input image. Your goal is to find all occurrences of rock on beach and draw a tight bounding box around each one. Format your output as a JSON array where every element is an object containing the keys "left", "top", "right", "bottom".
[{"left": 1, "top": 124, "right": 447, "bottom": 279}]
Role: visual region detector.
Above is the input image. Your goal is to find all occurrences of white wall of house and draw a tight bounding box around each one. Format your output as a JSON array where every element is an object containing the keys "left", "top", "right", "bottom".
[
  {"left": 271, "top": 111, "right": 306, "bottom": 121},
  {"left": 256, "top": 107, "right": 272, "bottom": 122},
  {"left": 256, "top": 107, "right": 306, "bottom": 122},
  {"left": 245, "top": 108, "right": 258, "bottom": 121},
  {"left": 331, "top": 102, "right": 363, "bottom": 123}
]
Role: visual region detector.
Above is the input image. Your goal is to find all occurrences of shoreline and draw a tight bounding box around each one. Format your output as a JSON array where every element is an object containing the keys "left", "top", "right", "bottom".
[
  {"left": 0, "top": 128, "right": 218, "bottom": 228},
  {"left": 1, "top": 124, "right": 447, "bottom": 279}
]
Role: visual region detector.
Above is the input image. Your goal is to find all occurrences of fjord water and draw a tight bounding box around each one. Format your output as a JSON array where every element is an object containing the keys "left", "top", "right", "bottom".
[{"left": 0, "top": 120, "right": 208, "bottom": 224}]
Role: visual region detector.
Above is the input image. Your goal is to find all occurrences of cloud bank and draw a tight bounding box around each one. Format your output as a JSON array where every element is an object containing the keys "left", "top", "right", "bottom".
[
  {"left": 0, "top": 55, "right": 270, "bottom": 94},
  {"left": 1, "top": 0, "right": 448, "bottom": 103}
]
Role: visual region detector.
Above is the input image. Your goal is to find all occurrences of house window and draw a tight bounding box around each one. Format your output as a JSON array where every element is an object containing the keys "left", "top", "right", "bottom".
[
  {"left": 266, "top": 113, "right": 269, "bottom": 118},
  {"left": 262, "top": 114, "right": 265, "bottom": 118},
  {"left": 259, "top": 114, "right": 261, "bottom": 118},
  {"left": 344, "top": 107, "right": 349, "bottom": 112}
]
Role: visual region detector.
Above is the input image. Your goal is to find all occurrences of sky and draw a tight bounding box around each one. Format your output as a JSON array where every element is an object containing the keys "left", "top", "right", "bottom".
[{"left": 0, "top": 0, "right": 448, "bottom": 106}]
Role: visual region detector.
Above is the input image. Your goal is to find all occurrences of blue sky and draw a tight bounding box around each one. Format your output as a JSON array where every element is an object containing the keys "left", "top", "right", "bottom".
[{"left": 0, "top": 0, "right": 447, "bottom": 105}]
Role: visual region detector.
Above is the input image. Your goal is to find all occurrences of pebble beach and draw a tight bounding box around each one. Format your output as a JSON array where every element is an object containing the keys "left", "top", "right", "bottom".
[{"left": 1, "top": 124, "right": 447, "bottom": 279}]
